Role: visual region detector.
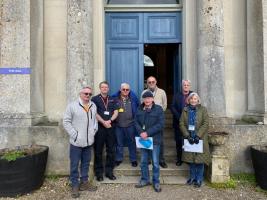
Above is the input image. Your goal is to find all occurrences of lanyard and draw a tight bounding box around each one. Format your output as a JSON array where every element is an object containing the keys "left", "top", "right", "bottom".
[{"left": 100, "top": 95, "right": 109, "bottom": 111}]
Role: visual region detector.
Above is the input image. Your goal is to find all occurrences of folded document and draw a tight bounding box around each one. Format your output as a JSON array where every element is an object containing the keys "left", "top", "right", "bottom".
[
  {"left": 135, "top": 137, "right": 153, "bottom": 150},
  {"left": 183, "top": 139, "right": 203, "bottom": 153}
]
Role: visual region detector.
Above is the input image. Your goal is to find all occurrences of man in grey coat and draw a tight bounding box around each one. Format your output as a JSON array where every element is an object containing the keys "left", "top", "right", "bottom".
[{"left": 63, "top": 86, "right": 98, "bottom": 198}]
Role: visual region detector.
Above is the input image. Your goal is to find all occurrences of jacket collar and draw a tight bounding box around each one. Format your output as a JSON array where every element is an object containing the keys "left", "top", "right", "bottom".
[
  {"left": 79, "top": 98, "right": 92, "bottom": 107},
  {"left": 183, "top": 104, "right": 201, "bottom": 112}
]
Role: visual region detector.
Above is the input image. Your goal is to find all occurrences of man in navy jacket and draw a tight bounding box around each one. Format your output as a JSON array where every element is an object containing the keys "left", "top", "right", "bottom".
[
  {"left": 91, "top": 81, "right": 118, "bottom": 181},
  {"left": 170, "top": 80, "right": 193, "bottom": 166},
  {"left": 135, "top": 91, "right": 165, "bottom": 192}
]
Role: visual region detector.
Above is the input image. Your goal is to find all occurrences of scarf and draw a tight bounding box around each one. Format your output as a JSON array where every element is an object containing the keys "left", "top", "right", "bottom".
[{"left": 188, "top": 105, "right": 197, "bottom": 137}]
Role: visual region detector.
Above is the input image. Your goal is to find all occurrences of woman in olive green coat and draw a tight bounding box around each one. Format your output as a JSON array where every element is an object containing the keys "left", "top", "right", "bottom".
[{"left": 179, "top": 92, "right": 210, "bottom": 187}]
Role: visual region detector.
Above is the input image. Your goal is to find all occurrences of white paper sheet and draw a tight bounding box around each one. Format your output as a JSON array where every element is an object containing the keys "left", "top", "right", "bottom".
[
  {"left": 183, "top": 139, "right": 203, "bottom": 153},
  {"left": 135, "top": 137, "right": 153, "bottom": 150}
]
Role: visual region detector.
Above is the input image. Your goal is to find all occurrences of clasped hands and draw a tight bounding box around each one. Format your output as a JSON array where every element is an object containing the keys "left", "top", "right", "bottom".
[
  {"left": 103, "top": 120, "right": 112, "bottom": 128},
  {"left": 187, "top": 135, "right": 200, "bottom": 145},
  {"left": 140, "top": 132, "right": 148, "bottom": 139}
]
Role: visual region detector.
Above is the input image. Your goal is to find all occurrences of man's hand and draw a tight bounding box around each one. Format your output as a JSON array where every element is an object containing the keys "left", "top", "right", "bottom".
[
  {"left": 140, "top": 132, "right": 148, "bottom": 139},
  {"left": 103, "top": 120, "right": 112, "bottom": 128}
]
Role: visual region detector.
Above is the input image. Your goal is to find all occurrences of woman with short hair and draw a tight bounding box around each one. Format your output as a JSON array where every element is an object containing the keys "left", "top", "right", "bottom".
[{"left": 179, "top": 92, "right": 210, "bottom": 187}]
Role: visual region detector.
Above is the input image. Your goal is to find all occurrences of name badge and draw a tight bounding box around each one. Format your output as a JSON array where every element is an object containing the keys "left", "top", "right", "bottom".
[
  {"left": 142, "top": 125, "right": 145, "bottom": 130},
  {"left": 188, "top": 125, "right": 195, "bottom": 131},
  {"left": 104, "top": 111, "right": 110, "bottom": 115},
  {"left": 118, "top": 108, "right": 124, "bottom": 113}
]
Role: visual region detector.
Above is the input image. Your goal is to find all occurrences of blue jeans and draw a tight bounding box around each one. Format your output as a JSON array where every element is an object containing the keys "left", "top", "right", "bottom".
[
  {"left": 189, "top": 163, "right": 204, "bottom": 182},
  {"left": 115, "top": 125, "right": 137, "bottom": 162},
  {"left": 140, "top": 145, "right": 160, "bottom": 185},
  {"left": 69, "top": 144, "right": 91, "bottom": 187}
]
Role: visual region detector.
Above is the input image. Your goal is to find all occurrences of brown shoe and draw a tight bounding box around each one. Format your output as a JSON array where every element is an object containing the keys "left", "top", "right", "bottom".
[
  {"left": 71, "top": 186, "right": 80, "bottom": 198},
  {"left": 79, "top": 181, "right": 97, "bottom": 191}
]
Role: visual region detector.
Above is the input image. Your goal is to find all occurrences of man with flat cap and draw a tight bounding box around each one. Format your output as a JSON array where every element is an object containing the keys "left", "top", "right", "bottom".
[{"left": 135, "top": 91, "right": 165, "bottom": 192}]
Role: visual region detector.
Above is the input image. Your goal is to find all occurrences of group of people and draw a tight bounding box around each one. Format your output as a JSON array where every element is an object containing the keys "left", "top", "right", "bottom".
[{"left": 63, "top": 77, "right": 210, "bottom": 198}]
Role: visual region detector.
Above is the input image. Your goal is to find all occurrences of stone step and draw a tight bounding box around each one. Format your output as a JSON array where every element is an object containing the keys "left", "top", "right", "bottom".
[
  {"left": 125, "top": 150, "right": 177, "bottom": 161},
  {"left": 113, "top": 162, "right": 189, "bottom": 176},
  {"left": 97, "top": 175, "right": 188, "bottom": 185},
  {"left": 97, "top": 162, "right": 189, "bottom": 185}
]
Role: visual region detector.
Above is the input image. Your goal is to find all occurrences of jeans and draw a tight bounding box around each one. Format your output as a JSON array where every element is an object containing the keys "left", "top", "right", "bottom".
[
  {"left": 94, "top": 125, "right": 116, "bottom": 176},
  {"left": 115, "top": 125, "right": 137, "bottom": 162},
  {"left": 69, "top": 144, "right": 91, "bottom": 187},
  {"left": 189, "top": 163, "right": 204, "bottom": 182},
  {"left": 140, "top": 145, "right": 160, "bottom": 185}
]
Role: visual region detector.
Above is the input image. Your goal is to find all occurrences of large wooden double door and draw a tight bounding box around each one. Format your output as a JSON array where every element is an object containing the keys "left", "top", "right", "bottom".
[{"left": 105, "top": 12, "right": 182, "bottom": 96}]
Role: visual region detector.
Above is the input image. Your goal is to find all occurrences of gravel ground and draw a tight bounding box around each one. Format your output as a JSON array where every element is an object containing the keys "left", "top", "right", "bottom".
[{"left": 0, "top": 178, "right": 266, "bottom": 200}]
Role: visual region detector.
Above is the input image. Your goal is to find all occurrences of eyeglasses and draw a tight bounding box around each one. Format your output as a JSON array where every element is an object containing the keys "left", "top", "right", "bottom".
[
  {"left": 83, "top": 93, "right": 92, "bottom": 96},
  {"left": 122, "top": 88, "right": 130, "bottom": 91},
  {"left": 147, "top": 81, "right": 156, "bottom": 84}
]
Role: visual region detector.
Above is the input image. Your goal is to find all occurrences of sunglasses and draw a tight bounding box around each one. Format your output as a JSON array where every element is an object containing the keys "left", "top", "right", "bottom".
[
  {"left": 148, "top": 81, "right": 156, "bottom": 84},
  {"left": 122, "top": 88, "right": 130, "bottom": 91},
  {"left": 83, "top": 93, "right": 92, "bottom": 96}
]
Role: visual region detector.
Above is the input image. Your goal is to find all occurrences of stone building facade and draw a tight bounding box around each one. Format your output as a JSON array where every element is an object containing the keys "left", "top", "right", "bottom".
[{"left": 0, "top": 0, "right": 267, "bottom": 175}]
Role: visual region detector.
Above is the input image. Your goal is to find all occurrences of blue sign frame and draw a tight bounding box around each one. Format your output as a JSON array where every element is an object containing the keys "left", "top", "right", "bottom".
[{"left": 0, "top": 68, "right": 31, "bottom": 74}]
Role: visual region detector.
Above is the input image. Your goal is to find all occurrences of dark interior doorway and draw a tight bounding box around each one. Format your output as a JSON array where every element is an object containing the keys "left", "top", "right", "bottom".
[{"left": 144, "top": 43, "right": 180, "bottom": 104}]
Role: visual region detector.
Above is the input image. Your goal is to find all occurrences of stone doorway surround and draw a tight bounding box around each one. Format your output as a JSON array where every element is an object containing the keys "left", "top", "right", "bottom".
[{"left": 67, "top": 0, "right": 237, "bottom": 123}]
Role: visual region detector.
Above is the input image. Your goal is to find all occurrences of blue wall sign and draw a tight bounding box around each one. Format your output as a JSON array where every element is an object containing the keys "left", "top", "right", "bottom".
[{"left": 0, "top": 68, "right": 31, "bottom": 74}]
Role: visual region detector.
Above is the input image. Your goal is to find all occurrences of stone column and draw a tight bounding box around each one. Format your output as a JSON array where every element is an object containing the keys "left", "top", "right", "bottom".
[
  {"left": 245, "top": 0, "right": 264, "bottom": 122},
  {"left": 263, "top": 0, "right": 267, "bottom": 124},
  {"left": 0, "top": 0, "right": 44, "bottom": 126},
  {"left": 197, "top": 0, "right": 226, "bottom": 119},
  {"left": 30, "top": 0, "right": 45, "bottom": 125},
  {"left": 0, "top": 0, "right": 31, "bottom": 126},
  {"left": 67, "top": 0, "right": 94, "bottom": 103}
]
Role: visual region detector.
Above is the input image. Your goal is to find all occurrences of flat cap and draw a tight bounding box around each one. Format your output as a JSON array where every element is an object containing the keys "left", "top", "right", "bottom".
[{"left": 142, "top": 91, "right": 153, "bottom": 98}]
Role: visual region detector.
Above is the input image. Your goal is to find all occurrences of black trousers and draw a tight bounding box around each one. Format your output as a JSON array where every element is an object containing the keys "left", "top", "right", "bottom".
[
  {"left": 94, "top": 125, "right": 116, "bottom": 176},
  {"left": 159, "top": 133, "right": 165, "bottom": 163},
  {"left": 174, "top": 128, "right": 183, "bottom": 162}
]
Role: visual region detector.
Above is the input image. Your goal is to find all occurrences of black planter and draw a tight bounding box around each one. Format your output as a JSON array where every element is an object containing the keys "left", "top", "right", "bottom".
[
  {"left": 251, "top": 145, "right": 267, "bottom": 190},
  {"left": 0, "top": 145, "right": 49, "bottom": 197}
]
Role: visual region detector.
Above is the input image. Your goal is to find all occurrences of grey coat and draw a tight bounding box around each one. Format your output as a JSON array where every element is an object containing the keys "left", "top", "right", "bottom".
[
  {"left": 179, "top": 105, "right": 211, "bottom": 165},
  {"left": 63, "top": 99, "right": 98, "bottom": 147}
]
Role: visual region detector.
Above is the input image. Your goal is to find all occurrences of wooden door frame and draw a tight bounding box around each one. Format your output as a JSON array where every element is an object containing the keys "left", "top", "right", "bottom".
[{"left": 92, "top": 0, "right": 198, "bottom": 92}]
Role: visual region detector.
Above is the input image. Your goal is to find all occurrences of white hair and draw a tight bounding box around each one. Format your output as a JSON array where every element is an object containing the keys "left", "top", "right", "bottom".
[
  {"left": 120, "top": 83, "right": 130, "bottom": 89},
  {"left": 188, "top": 92, "right": 201, "bottom": 104},
  {"left": 182, "top": 79, "right": 191, "bottom": 86},
  {"left": 79, "top": 86, "right": 92, "bottom": 94}
]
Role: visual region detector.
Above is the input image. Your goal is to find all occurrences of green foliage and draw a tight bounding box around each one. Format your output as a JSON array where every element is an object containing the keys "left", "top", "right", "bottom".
[
  {"left": 232, "top": 173, "right": 256, "bottom": 185},
  {"left": 0, "top": 150, "right": 26, "bottom": 162},
  {"left": 207, "top": 178, "right": 237, "bottom": 189},
  {"left": 255, "top": 187, "right": 267, "bottom": 195},
  {"left": 46, "top": 174, "right": 61, "bottom": 181},
  {"left": 208, "top": 173, "right": 257, "bottom": 190}
]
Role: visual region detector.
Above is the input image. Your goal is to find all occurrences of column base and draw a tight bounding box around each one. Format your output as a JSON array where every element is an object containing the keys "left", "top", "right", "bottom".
[
  {"left": 208, "top": 154, "right": 230, "bottom": 183},
  {"left": 209, "top": 116, "right": 236, "bottom": 126},
  {"left": 243, "top": 111, "right": 265, "bottom": 124}
]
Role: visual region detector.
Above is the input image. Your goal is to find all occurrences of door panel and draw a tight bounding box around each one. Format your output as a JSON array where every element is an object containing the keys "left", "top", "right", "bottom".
[
  {"left": 144, "top": 12, "right": 182, "bottom": 43},
  {"left": 106, "top": 13, "right": 143, "bottom": 44},
  {"left": 106, "top": 44, "right": 144, "bottom": 96}
]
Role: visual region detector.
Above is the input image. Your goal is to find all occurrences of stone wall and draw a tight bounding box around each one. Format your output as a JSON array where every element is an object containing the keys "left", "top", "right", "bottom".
[
  {"left": 209, "top": 124, "right": 267, "bottom": 173},
  {"left": 0, "top": 124, "right": 266, "bottom": 174}
]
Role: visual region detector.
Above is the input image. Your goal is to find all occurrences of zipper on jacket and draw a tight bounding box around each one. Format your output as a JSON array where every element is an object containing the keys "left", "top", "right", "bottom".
[
  {"left": 86, "top": 112, "right": 89, "bottom": 145},
  {"left": 86, "top": 104, "right": 93, "bottom": 145},
  {"left": 74, "top": 131, "right": 78, "bottom": 142}
]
